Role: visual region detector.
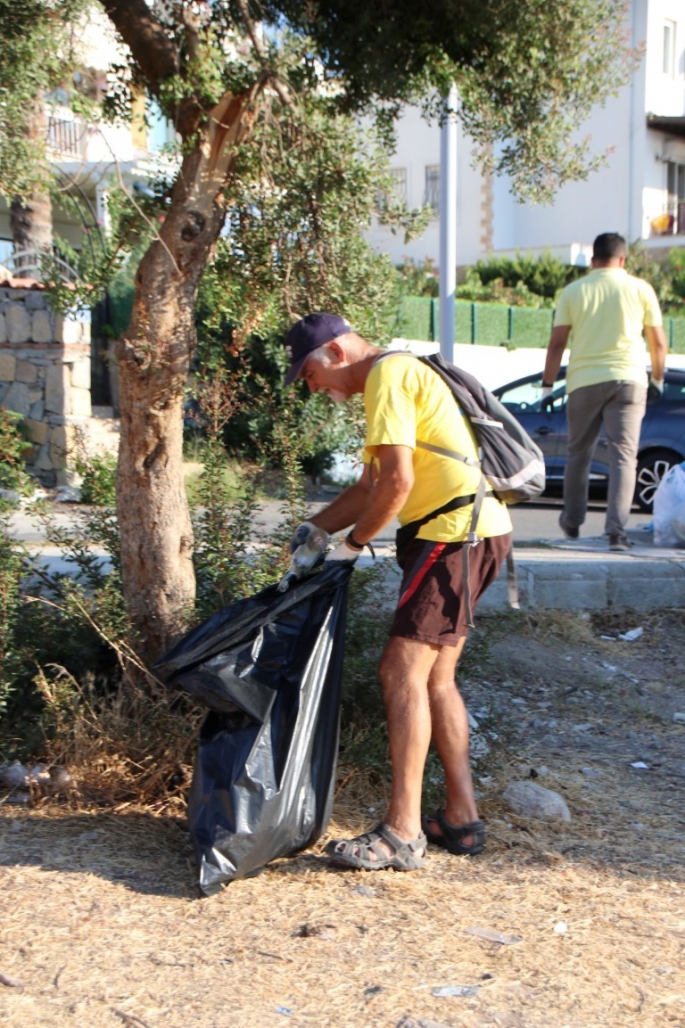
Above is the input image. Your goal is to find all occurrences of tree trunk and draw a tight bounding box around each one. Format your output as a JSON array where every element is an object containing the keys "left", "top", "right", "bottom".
[
  {"left": 116, "top": 92, "right": 256, "bottom": 661},
  {"left": 10, "top": 91, "right": 52, "bottom": 268}
]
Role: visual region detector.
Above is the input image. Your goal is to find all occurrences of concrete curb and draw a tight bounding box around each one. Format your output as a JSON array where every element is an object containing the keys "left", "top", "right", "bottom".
[
  {"left": 13, "top": 522, "right": 685, "bottom": 613},
  {"left": 357, "top": 535, "right": 685, "bottom": 613}
]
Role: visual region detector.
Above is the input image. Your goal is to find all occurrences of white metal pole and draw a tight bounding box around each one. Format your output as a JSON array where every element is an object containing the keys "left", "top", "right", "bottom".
[{"left": 439, "top": 85, "right": 458, "bottom": 361}]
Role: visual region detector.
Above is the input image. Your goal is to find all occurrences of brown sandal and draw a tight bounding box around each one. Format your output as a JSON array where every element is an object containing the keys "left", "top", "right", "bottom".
[
  {"left": 325, "top": 822, "right": 426, "bottom": 871},
  {"left": 422, "top": 811, "right": 486, "bottom": 856}
]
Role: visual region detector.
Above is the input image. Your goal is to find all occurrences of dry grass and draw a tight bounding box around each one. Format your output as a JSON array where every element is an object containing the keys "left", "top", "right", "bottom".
[{"left": 2, "top": 609, "right": 685, "bottom": 1028}]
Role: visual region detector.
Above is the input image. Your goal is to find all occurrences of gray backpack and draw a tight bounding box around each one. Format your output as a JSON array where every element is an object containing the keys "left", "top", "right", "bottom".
[{"left": 386, "top": 352, "right": 545, "bottom": 624}]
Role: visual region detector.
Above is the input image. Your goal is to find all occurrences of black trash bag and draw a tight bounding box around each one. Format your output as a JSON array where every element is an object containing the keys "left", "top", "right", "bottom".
[{"left": 156, "top": 561, "right": 353, "bottom": 894}]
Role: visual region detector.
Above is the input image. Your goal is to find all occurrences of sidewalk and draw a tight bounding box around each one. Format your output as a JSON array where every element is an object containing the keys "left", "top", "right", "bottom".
[
  {"left": 354, "top": 523, "right": 685, "bottom": 613},
  {"left": 8, "top": 502, "right": 685, "bottom": 613}
]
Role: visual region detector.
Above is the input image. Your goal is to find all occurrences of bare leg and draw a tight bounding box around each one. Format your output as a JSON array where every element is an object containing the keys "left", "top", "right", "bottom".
[
  {"left": 327, "top": 635, "right": 438, "bottom": 865},
  {"left": 329, "top": 635, "right": 478, "bottom": 864},
  {"left": 424, "top": 637, "right": 480, "bottom": 847},
  {"left": 378, "top": 635, "right": 440, "bottom": 842}
]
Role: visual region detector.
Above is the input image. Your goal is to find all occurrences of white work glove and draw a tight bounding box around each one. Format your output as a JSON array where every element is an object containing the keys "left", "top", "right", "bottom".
[
  {"left": 540, "top": 385, "right": 554, "bottom": 399},
  {"left": 647, "top": 378, "right": 664, "bottom": 404},
  {"left": 289, "top": 521, "right": 330, "bottom": 575},
  {"left": 325, "top": 539, "right": 361, "bottom": 563}
]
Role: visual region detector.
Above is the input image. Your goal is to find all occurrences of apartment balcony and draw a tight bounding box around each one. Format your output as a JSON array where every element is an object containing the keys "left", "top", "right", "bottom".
[
  {"left": 47, "top": 111, "right": 88, "bottom": 160},
  {"left": 45, "top": 103, "right": 149, "bottom": 175},
  {"left": 648, "top": 200, "right": 685, "bottom": 239}
]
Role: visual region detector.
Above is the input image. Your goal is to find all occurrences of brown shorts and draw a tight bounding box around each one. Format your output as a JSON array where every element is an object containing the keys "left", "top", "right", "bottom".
[{"left": 390, "top": 533, "right": 512, "bottom": 646}]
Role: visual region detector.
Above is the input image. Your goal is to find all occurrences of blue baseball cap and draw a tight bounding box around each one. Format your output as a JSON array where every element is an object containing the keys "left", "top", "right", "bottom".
[{"left": 283, "top": 312, "right": 352, "bottom": 385}]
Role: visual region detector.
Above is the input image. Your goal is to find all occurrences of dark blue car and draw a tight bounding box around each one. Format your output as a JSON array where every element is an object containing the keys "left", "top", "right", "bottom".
[{"left": 493, "top": 367, "right": 685, "bottom": 512}]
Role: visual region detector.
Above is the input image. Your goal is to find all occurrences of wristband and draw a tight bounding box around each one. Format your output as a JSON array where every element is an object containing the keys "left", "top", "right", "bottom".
[
  {"left": 345, "top": 530, "right": 365, "bottom": 551},
  {"left": 541, "top": 380, "right": 554, "bottom": 388}
]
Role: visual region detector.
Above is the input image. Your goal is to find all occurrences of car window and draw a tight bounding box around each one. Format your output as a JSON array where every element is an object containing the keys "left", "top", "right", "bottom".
[
  {"left": 662, "top": 378, "right": 685, "bottom": 403},
  {"left": 498, "top": 377, "right": 567, "bottom": 413}
]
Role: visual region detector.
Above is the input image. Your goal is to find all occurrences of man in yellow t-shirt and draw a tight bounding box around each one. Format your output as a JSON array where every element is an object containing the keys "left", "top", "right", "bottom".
[
  {"left": 543, "top": 232, "right": 667, "bottom": 551},
  {"left": 282, "top": 312, "right": 512, "bottom": 873}
]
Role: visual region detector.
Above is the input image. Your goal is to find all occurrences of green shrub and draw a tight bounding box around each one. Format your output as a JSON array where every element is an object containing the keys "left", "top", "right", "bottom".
[
  {"left": 471, "top": 252, "right": 584, "bottom": 300},
  {"left": 0, "top": 409, "right": 32, "bottom": 503},
  {"left": 75, "top": 452, "right": 117, "bottom": 506}
]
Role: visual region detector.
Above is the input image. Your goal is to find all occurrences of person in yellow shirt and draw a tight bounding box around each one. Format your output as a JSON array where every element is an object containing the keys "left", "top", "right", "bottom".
[
  {"left": 543, "top": 233, "right": 668, "bottom": 551},
  {"left": 283, "top": 312, "right": 512, "bottom": 872}
]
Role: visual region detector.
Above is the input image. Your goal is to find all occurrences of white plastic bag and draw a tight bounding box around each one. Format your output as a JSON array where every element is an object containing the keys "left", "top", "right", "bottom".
[{"left": 653, "top": 462, "right": 685, "bottom": 548}]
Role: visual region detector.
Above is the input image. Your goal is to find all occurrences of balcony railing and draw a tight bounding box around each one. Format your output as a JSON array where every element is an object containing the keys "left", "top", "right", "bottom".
[
  {"left": 649, "top": 200, "right": 685, "bottom": 237},
  {"left": 4, "top": 250, "right": 78, "bottom": 283},
  {"left": 46, "top": 115, "right": 84, "bottom": 157}
]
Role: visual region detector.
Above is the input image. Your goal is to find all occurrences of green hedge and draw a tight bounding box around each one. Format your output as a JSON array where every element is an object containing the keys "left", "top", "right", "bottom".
[
  {"left": 668, "top": 318, "right": 685, "bottom": 353},
  {"left": 105, "top": 288, "right": 685, "bottom": 352},
  {"left": 396, "top": 296, "right": 685, "bottom": 350}
]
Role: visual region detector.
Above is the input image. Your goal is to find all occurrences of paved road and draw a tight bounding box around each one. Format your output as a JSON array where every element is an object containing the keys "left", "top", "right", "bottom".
[
  {"left": 276, "top": 491, "right": 653, "bottom": 545},
  {"left": 8, "top": 491, "right": 653, "bottom": 549}
]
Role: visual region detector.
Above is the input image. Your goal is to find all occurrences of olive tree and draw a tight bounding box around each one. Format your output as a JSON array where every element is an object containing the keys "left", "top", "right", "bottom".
[{"left": 2, "top": 0, "right": 634, "bottom": 657}]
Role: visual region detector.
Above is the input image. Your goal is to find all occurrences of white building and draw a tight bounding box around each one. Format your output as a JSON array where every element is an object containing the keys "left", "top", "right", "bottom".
[
  {"left": 0, "top": 6, "right": 175, "bottom": 270},
  {"left": 367, "top": 0, "right": 685, "bottom": 270}
]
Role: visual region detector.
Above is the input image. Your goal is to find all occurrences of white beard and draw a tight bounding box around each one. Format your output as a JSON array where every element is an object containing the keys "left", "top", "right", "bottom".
[{"left": 326, "top": 390, "right": 347, "bottom": 404}]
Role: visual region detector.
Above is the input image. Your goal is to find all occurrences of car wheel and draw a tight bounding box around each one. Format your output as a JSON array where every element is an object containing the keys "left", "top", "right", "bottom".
[{"left": 634, "top": 449, "right": 681, "bottom": 513}]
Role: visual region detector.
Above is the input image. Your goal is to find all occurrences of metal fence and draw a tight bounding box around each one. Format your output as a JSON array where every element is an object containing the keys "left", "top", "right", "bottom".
[{"left": 397, "top": 296, "right": 685, "bottom": 352}]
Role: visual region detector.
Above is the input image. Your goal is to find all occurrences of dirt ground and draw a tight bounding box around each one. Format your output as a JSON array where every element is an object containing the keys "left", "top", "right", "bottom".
[{"left": 1, "top": 607, "right": 685, "bottom": 1028}]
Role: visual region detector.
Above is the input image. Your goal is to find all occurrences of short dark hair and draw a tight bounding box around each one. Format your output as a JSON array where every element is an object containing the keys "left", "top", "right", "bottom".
[{"left": 592, "top": 232, "right": 626, "bottom": 261}]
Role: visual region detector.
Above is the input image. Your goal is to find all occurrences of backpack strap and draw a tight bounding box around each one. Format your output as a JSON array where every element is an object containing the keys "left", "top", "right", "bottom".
[
  {"left": 382, "top": 349, "right": 520, "bottom": 622},
  {"left": 416, "top": 440, "right": 482, "bottom": 467},
  {"left": 461, "top": 475, "right": 486, "bottom": 628}
]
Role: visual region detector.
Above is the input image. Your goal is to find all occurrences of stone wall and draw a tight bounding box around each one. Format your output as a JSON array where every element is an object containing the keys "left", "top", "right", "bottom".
[{"left": 0, "top": 284, "right": 92, "bottom": 487}]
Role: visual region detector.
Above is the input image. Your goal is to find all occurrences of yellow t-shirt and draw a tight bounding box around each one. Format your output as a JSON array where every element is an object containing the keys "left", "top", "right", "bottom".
[
  {"left": 362, "top": 354, "right": 512, "bottom": 542},
  {"left": 554, "top": 268, "right": 662, "bottom": 393}
]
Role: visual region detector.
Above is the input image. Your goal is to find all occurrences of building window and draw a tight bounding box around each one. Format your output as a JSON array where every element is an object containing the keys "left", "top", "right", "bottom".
[
  {"left": 667, "top": 160, "right": 685, "bottom": 233},
  {"left": 425, "top": 165, "right": 440, "bottom": 215},
  {"left": 377, "top": 167, "right": 408, "bottom": 219},
  {"left": 663, "top": 20, "right": 676, "bottom": 76},
  {"left": 388, "top": 167, "right": 408, "bottom": 205}
]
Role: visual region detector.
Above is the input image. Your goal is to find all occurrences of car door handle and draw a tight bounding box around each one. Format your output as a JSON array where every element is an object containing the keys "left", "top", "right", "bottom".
[{"left": 535, "top": 426, "right": 553, "bottom": 435}]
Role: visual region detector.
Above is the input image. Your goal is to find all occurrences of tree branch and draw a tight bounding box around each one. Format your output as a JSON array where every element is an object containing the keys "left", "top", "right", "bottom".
[
  {"left": 102, "top": 0, "right": 179, "bottom": 95},
  {"left": 235, "top": 0, "right": 291, "bottom": 107}
]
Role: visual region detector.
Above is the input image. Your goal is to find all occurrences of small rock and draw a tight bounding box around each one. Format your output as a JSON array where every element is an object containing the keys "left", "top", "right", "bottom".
[
  {"left": 502, "top": 781, "right": 571, "bottom": 823},
  {"left": 47, "top": 767, "right": 73, "bottom": 794},
  {"left": 431, "top": 985, "right": 479, "bottom": 998},
  {"left": 353, "top": 885, "right": 376, "bottom": 898},
  {"left": 74, "top": 830, "right": 100, "bottom": 843},
  {"left": 553, "top": 922, "right": 568, "bottom": 935},
  {"left": 3, "top": 790, "right": 31, "bottom": 806},
  {"left": 673, "top": 712, "right": 685, "bottom": 724},
  {"left": 54, "top": 484, "right": 83, "bottom": 503},
  {"left": 0, "top": 763, "right": 29, "bottom": 789},
  {"left": 470, "top": 733, "right": 490, "bottom": 759},
  {"left": 396, "top": 1018, "right": 451, "bottom": 1028},
  {"left": 293, "top": 923, "right": 336, "bottom": 939},
  {"left": 618, "top": 627, "right": 643, "bottom": 641},
  {"left": 0, "top": 972, "right": 25, "bottom": 988},
  {"left": 581, "top": 767, "right": 601, "bottom": 777},
  {"left": 464, "top": 926, "right": 521, "bottom": 945}
]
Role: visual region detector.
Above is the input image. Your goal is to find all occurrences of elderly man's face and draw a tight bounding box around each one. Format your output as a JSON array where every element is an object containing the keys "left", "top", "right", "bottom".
[{"left": 301, "top": 345, "right": 349, "bottom": 403}]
